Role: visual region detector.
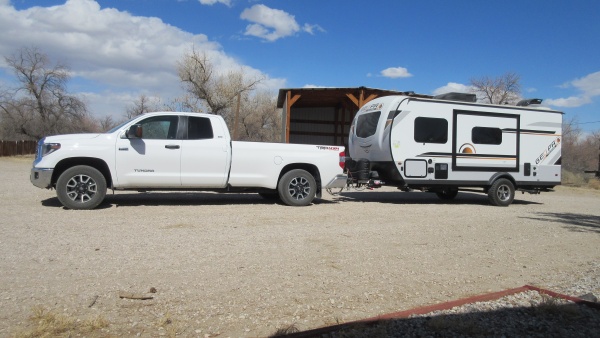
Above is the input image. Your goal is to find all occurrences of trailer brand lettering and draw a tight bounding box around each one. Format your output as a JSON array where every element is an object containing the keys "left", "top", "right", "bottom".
[
  {"left": 535, "top": 137, "right": 561, "bottom": 165},
  {"left": 134, "top": 169, "right": 155, "bottom": 172},
  {"left": 362, "top": 103, "right": 383, "bottom": 112}
]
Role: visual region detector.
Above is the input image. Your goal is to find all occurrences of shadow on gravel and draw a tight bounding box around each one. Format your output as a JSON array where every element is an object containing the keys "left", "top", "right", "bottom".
[
  {"left": 277, "top": 303, "right": 600, "bottom": 337},
  {"left": 337, "top": 191, "right": 542, "bottom": 206},
  {"left": 521, "top": 212, "right": 600, "bottom": 234},
  {"left": 40, "top": 192, "right": 338, "bottom": 208},
  {"left": 38, "top": 190, "right": 545, "bottom": 209}
]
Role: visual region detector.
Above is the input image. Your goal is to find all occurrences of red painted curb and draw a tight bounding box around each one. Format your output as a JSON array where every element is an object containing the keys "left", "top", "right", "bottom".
[{"left": 283, "top": 285, "right": 600, "bottom": 338}]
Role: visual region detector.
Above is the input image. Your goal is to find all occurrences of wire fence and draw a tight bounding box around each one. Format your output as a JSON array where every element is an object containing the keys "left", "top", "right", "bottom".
[{"left": 0, "top": 140, "right": 37, "bottom": 157}]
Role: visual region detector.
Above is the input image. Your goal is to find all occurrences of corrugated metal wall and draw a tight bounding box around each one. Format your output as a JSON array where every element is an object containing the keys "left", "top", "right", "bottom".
[{"left": 289, "top": 107, "right": 352, "bottom": 146}]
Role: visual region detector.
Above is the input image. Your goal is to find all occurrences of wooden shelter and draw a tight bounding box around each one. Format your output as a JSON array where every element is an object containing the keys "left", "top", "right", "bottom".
[{"left": 277, "top": 87, "right": 426, "bottom": 146}]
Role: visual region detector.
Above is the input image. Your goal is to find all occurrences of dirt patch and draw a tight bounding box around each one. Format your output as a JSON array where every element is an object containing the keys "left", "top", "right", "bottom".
[{"left": 1, "top": 158, "right": 599, "bottom": 336}]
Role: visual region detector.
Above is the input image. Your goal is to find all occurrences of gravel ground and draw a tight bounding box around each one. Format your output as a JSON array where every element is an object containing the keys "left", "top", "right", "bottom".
[{"left": 0, "top": 156, "right": 599, "bottom": 337}]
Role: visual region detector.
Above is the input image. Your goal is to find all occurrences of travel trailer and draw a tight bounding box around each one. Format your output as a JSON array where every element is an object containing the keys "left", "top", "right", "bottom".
[{"left": 347, "top": 93, "right": 563, "bottom": 206}]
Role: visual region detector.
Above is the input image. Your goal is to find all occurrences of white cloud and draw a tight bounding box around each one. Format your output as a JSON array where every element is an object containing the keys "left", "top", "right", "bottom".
[
  {"left": 198, "top": 0, "right": 231, "bottom": 7},
  {"left": 432, "top": 82, "right": 474, "bottom": 96},
  {"left": 545, "top": 96, "right": 592, "bottom": 108},
  {"left": 0, "top": 0, "right": 284, "bottom": 117},
  {"left": 303, "top": 84, "right": 331, "bottom": 88},
  {"left": 240, "top": 4, "right": 322, "bottom": 42},
  {"left": 302, "top": 23, "right": 325, "bottom": 35},
  {"left": 380, "top": 67, "right": 412, "bottom": 79},
  {"left": 546, "top": 71, "right": 600, "bottom": 108}
]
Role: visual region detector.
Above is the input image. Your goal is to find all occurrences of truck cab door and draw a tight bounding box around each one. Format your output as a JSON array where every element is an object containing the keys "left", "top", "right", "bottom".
[
  {"left": 115, "top": 115, "right": 182, "bottom": 188},
  {"left": 180, "top": 116, "right": 230, "bottom": 188}
]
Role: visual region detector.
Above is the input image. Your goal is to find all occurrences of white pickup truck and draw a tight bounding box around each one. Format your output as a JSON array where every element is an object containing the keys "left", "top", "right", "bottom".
[{"left": 30, "top": 112, "right": 347, "bottom": 209}]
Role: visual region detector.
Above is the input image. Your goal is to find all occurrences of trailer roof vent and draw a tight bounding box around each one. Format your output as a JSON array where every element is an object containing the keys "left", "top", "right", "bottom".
[
  {"left": 516, "top": 98, "right": 543, "bottom": 107},
  {"left": 433, "top": 92, "right": 477, "bottom": 103}
]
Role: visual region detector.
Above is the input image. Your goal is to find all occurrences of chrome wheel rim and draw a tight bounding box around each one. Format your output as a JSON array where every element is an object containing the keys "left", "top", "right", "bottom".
[
  {"left": 65, "top": 174, "right": 98, "bottom": 203},
  {"left": 287, "top": 176, "right": 311, "bottom": 200},
  {"left": 497, "top": 185, "right": 511, "bottom": 201}
]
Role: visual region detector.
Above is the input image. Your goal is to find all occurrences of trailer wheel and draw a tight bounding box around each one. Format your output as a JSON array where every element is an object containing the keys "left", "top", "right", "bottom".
[
  {"left": 56, "top": 165, "right": 107, "bottom": 210},
  {"left": 435, "top": 188, "right": 459, "bottom": 200},
  {"left": 278, "top": 169, "right": 316, "bottom": 206},
  {"left": 487, "top": 178, "right": 515, "bottom": 207}
]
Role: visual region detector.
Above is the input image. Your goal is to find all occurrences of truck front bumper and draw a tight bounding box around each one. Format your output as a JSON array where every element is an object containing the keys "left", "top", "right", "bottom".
[
  {"left": 30, "top": 168, "right": 54, "bottom": 189},
  {"left": 325, "top": 174, "right": 348, "bottom": 189}
]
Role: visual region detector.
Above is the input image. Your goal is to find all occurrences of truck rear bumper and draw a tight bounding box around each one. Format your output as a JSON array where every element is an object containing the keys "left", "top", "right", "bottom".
[
  {"left": 325, "top": 174, "right": 348, "bottom": 189},
  {"left": 30, "top": 168, "right": 54, "bottom": 189}
]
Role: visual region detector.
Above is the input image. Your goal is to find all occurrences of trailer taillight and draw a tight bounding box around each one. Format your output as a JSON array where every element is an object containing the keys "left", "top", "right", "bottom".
[{"left": 339, "top": 151, "right": 345, "bottom": 169}]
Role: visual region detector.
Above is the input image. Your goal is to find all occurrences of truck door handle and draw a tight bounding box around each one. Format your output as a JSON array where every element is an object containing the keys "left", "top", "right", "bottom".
[{"left": 165, "top": 145, "right": 180, "bottom": 149}]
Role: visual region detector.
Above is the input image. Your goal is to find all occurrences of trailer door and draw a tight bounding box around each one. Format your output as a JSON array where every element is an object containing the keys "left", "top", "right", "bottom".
[{"left": 453, "top": 110, "right": 519, "bottom": 172}]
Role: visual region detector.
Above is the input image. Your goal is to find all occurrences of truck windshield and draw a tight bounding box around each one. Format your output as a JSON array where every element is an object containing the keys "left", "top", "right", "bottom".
[
  {"left": 106, "top": 120, "right": 130, "bottom": 134},
  {"left": 356, "top": 111, "right": 381, "bottom": 138}
]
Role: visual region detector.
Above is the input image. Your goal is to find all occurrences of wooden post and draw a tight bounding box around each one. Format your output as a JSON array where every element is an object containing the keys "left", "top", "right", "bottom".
[{"left": 285, "top": 91, "right": 300, "bottom": 143}]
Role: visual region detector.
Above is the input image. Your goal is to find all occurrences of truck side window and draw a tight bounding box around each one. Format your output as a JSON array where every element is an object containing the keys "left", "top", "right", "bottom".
[
  {"left": 414, "top": 117, "right": 448, "bottom": 143},
  {"left": 188, "top": 116, "right": 214, "bottom": 140},
  {"left": 140, "top": 116, "right": 179, "bottom": 140},
  {"left": 472, "top": 127, "right": 502, "bottom": 145},
  {"left": 356, "top": 111, "right": 381, "bottom": 138}
]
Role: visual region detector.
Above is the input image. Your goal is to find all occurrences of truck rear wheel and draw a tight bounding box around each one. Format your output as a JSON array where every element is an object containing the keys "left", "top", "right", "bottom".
[
  {"left": 278, "top": 169, "right": 316, "bottom": 206},
  {"left": 487, "top": 178, "right": 515, "bottom": 207},
  {"left": 56, "top": 165, "right": 107, "bottom": 210}
]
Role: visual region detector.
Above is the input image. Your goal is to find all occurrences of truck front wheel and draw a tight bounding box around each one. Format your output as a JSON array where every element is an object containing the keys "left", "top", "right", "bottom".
[
  {"left": 56, "top": 165, "right": 107, "bottom": 210},
  {"left": 278, "top": 169, "right": 316, "bottom": 206},
  {"left": 487, "top": 178, "right": 515, "bottom": 207}
]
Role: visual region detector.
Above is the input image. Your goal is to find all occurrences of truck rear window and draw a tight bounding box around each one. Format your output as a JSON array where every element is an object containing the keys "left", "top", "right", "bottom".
[
  {"left": 188, "top": 116, "right": 214, "bottom": 140},
  {"left": 355, "top": 111, "right": 381, "bottom": 138}
]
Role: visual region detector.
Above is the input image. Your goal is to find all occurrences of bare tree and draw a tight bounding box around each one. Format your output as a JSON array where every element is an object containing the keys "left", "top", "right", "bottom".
[
  {"left": 470, "top": 72, "right": 522, "bottom": 105},
  {"left": 161, "top": 94, "right": 204, "bottom": 113},
  {"left": 97, "top": 115, "right": 119, "bottom": 132},
  {"left": 562, "top": 116, "right": 600, "bottom": 174},
  {"left": 0, "top": 47, "right": 90, "bottom": 140},
  {"left": 125, "top": 94, "right": 161, "bottom": 119},
  {"left": 177, "top": 49, "right": 263, "bottom": 121},
  {"left": 237, "top": 91, "right": 281, "bottom": 142}
]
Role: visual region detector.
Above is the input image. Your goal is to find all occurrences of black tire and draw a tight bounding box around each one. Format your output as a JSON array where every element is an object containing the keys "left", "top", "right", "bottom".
[
  {"left": 435, "top": 188, "right": 459, "bottom": 200},
  {"left": 56, "top": 165, "right": 107, "bottom": 210},
  {"left": 277, "top": 169, "right": 316, "bottom": 206},
  {"left": 487, "top": 178, "right": 515, "bottom": 207}
]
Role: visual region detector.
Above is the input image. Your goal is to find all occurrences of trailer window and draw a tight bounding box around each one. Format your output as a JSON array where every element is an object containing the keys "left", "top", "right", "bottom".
[
  {"left": 472, "top": 127, "right": 502, "bottom": 145},
  {"left": 356, "top": 111, "right": 381, "bottom": 138},
  {"left": 414, "top": 117, "right": 448, "bottom": 143}
]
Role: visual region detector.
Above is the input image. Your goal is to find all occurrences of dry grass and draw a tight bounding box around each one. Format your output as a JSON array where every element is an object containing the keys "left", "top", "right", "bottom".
[
  {"left": 155, "top": 312, "right": 184, "bottom": 337},
  {"left": 269, "top": 323, "right": 300, "bottom": 337},
  {"left": 562, "top": 170, "right": 600, "bottom": 190},
  {"left": 14, "top": 306, "right": 109, "bottom": 338},
  {"left": 534, "top": 294, "right": 582, "bottom": 319}
]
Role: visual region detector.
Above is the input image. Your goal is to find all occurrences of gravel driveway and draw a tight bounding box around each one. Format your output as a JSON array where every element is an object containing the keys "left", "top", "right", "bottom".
[{"left": 1, "top": 156, "right": 599, "bottom": 337}]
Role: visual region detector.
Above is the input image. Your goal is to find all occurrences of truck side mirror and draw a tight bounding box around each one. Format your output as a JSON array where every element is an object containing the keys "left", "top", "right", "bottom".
[{"left": 126, "top": 124, "right": 143, "bottom": 139}]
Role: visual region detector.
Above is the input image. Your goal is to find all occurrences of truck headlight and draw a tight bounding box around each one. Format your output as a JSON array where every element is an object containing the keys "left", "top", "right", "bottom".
[{"left": 41, "top": 143, "right": 61, "bottom": 157}]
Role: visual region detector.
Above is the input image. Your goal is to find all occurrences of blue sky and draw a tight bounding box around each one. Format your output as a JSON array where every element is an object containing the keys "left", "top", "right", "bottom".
[{"left": 1, "top": 0, "right": 599, "bottom": 131}]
